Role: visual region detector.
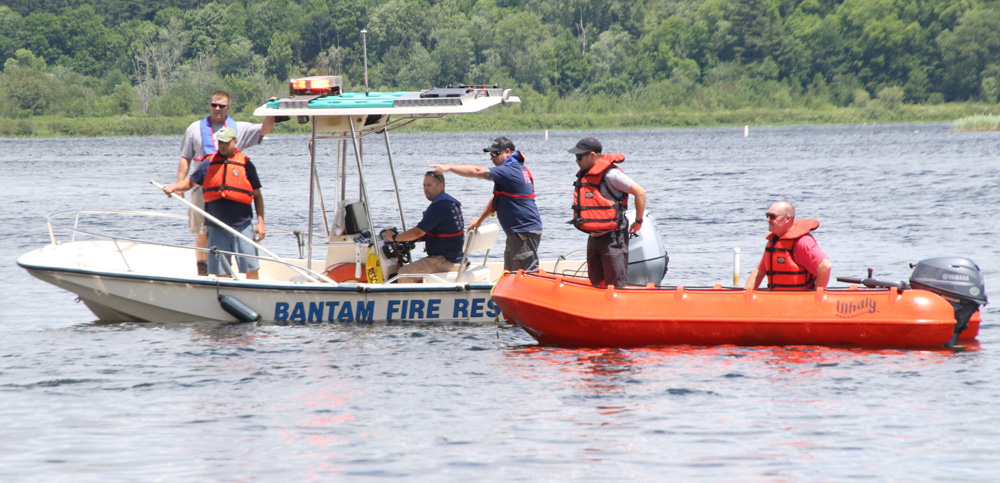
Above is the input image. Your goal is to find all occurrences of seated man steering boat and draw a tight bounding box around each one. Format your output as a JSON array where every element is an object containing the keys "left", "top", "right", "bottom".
[{"left": 382, "top": 171, "right": 465, "bottom": 283}]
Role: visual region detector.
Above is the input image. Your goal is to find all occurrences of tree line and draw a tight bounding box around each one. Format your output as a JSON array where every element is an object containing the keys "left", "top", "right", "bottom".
[{"left": 2, "top": 0, "right": 999, "bottom": 130}]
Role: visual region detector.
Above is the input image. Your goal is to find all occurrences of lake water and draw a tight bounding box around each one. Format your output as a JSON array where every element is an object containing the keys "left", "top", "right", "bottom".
[{"left": 2, "top": 123, "right": 999, "bottom": 480}]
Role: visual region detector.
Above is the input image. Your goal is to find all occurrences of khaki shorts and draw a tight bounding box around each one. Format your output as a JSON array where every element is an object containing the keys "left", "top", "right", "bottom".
[
  {"left": 395, "top": 256, "right": 461, "bottom": 283},
  {"left": 187, "top": 186, "right": 207, "bottom": 235}
]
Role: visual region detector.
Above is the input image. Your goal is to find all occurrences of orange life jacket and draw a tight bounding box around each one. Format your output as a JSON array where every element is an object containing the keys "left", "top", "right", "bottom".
[
  {"left": 203, "top": 151, "right": 254, "bottom": 205},
  {"left": 572, "top": 153, "right": 627, "bottom": 233},
  {"left": 764, "top": 219, "right": 821, "bottom": 290}
]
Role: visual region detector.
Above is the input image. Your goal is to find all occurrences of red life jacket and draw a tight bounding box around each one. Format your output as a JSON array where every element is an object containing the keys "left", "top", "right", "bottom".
[
  {"left": 764, "top": 219, "right": 821, "bottom": 290},
  {"left": 203, "top": 151, "right": 254, "bottom": 205},
  {"left": 572, "top": 153, "right": 627, "bottom": 233}
]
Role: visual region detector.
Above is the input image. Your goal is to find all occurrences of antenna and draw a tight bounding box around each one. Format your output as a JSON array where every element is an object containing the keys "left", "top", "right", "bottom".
[{"left": 361, "top": 29, "right": 369, "bottom": 96}]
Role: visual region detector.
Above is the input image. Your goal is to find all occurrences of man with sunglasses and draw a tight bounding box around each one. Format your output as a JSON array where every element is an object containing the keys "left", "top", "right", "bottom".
[
  {"left": 177, "top": 90, "right": 276, "bottom": 276},
  {"left": 430, "top": 136, "right": 543, "bottom": 272},
  {"left": 381, "top": 172, "right": 465, "bottom": 283},
  {"left": 745, "top": 200, "right": 832, "bottom": 291},
  {"left": 569, "top": 136, "right": 646, "bottom": 289}
]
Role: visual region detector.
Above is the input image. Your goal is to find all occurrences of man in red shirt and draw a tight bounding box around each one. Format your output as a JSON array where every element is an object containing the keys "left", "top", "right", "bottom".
[{"left": 745, "top": 200, "right": 831, "bottom": 290}]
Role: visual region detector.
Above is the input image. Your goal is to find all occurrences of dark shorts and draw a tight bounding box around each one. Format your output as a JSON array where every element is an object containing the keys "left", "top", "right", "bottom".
[
  {"left": 504, "top": 231, "right": 542, "bottom": 272},
  {"left": 586, "top": 228, "right": 629, "bottom": 288}
]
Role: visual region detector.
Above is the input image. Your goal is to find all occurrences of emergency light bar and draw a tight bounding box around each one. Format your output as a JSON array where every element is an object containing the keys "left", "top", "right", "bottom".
[{"left": 289, "top": 76, "right": 343, "bottom": 96}]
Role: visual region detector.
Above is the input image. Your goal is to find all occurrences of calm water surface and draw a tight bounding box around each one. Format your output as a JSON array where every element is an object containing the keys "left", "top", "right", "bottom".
[{"left": 2, "top": 123, "right": 999, "bottom": 480}]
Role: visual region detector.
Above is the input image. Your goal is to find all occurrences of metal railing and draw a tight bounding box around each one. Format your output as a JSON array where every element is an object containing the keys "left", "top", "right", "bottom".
[{"left": 44, "top": 209, "right": 335, "bottom": 283}]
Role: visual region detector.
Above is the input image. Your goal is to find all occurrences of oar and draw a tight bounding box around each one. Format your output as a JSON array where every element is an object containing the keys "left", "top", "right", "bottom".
[{"left": 151, "top": 180, "right": 329, "bottom": 283}]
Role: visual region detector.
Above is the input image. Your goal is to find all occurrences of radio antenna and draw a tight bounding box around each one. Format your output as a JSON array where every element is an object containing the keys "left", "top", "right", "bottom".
[{"left": 361, "top": 29, "right": 369, "bottom": 96}]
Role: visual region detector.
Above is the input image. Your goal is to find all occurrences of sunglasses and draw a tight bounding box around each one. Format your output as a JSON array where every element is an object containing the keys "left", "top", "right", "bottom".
[
  {"left": 210, "top": 103, "right": 229, "bottom": 109},
  {"left": 575, "top": 153, "right": 589, "bottom": 161},
  {"left": 765, "top": 212, "right": 783, "bottom": 220},
  {"left": 489, "top": 151, "right": 502, "bottom": 157},
  {"left": 425, "top": 171, "right": 444, "bottom": 181}
]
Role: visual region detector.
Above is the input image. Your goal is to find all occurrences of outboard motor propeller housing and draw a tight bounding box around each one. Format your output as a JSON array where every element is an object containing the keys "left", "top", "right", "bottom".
[
  {"left": 627, "top": 210, "right": 669, "bottom": 286},
  {"left": 908, "top": 257, "right": 987, "bottom": 347}
]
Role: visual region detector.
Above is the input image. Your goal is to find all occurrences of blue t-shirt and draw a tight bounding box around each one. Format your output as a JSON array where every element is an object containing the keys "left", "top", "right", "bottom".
[
  {"left": 416, "top": 192, "right": 465, "bottom": 263},
  {"left": 488, "top": 152, "right": 543, "bottom": 235},
  {"left": 191, "top": 155, "right": 261, "bottom": 229}
]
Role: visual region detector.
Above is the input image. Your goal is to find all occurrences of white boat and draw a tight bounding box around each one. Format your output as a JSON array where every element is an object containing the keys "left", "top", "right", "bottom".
[{"left": 18, "top": 77, "right": 667, "bottom": 324}]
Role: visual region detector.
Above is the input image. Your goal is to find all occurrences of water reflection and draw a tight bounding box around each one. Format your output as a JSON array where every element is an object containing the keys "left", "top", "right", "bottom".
[{"left": 505, "top": 343, "right": 979, "bottom": 393}]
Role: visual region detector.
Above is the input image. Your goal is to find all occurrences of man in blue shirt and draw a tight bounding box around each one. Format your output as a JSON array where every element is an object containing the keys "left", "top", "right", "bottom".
[
  {"left": 382, "top": 172, "right": 465, "bottom": 283},
  {"left": 431, "top": 136, "right": 543, "bottom": 272}
]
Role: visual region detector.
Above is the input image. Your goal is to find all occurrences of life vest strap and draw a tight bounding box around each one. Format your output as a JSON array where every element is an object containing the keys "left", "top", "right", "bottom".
[
  {"left": 769, "top": 281, "right": 814, "bottom": 288},
  {"left": 204, "top": 186, "right": 254, "bottom": 196},
  {"left": 494, "top": 190, "right": 536, "bottom": 199},
  {"left": 766, "top": 269, "right": 809, "bottom": 276}
]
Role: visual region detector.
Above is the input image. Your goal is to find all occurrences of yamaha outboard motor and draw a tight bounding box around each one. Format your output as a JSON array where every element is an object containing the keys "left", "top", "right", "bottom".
[{"left": 908, "top": 257, "right": 987, "bottom": 347}]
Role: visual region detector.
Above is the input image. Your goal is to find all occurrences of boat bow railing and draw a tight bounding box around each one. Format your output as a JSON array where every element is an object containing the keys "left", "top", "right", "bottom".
[{"left": 44, "top": 209, "right": 336, "bottom": 283}]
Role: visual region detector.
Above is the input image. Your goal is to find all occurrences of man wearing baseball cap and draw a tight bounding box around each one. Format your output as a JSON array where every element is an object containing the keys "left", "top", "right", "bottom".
[
  {"left": 569, "top": 136, "right": 646, "bottom": 288},
  {"left": 430, "top": 136, "right": 543, "bottom": 272},
  {"left": 164, "top": 127, "right": 267, "bottom": 279},
  {"left": 177, "top": 90, "right": 278, "bottom": 275}
]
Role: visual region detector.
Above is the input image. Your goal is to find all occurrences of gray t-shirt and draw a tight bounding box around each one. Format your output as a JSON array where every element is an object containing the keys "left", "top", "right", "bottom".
[{"left": 179, "top": 119, "right": 264, "bottom": 162}]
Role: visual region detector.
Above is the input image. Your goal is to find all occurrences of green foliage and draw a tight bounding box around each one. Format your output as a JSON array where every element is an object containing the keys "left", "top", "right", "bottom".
[
  {"left": 954, "top": 113, "right": 1000, "bottom": 131},
  {"left": 3, "top": 0, "right": 1000, "bottom": 136}
]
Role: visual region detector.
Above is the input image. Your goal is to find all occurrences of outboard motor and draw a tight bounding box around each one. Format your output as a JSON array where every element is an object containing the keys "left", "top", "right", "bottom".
[
  {"left": 908, "top": 257, "right": 988, "bottom": 347},
  {"left": 627, "top": 210, "right": 669, "bottom": 286}
]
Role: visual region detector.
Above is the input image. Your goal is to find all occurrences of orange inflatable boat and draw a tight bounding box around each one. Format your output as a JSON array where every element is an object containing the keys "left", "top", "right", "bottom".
[{"left": 492, "top": 257, "right": 987, "bottom": 348}]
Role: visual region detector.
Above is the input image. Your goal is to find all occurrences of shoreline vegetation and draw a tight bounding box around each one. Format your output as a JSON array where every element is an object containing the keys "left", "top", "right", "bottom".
[
  {"left": 3, "top": 102, "right": 999, "bottom": 138},
  {"left": 6, "top": 1, "right": 1000, "bottom": 138},
  {"left": 952, "top": 114, "right": 1000, "bottom": 132}
]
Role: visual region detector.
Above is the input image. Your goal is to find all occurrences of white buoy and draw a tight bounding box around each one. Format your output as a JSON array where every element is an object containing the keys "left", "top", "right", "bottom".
[
  {"left": 733, "top": 247, "right": 741, "bottom": 285},
  {"left": 744, "top": 125, "right": 749, "bottom": 137},
  {"left": 545, "top": 130, "right": 549, "bottom": 141}
]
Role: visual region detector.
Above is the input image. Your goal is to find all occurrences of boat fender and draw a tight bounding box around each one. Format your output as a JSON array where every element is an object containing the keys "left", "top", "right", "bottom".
[{"left": 218, "top": 294, "right": 262, "bottom": 323}]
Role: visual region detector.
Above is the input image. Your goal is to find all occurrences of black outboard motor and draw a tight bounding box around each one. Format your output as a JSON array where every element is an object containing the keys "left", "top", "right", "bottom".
[{"left": 908, "top": 257, "right": 987, "bottom": 347}]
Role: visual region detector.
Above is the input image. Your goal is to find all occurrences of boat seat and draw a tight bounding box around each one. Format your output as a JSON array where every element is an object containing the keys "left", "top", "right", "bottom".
[{"left": 428, "top": 223, "right": 500, "bottom": 283}]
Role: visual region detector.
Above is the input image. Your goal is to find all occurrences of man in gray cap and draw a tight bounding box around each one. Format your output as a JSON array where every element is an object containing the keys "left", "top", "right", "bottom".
[
  {"left": 430, "top": 136, "right": 543, "bottom": 272},
  {"left": 569, "top": 136, "right": 646, "bottom": 288}
]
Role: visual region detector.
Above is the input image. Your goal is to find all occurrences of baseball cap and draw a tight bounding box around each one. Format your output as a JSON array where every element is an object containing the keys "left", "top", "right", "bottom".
[
  {"left": 568, "top": 136, "right": 602, "bottom": 154},
  {"left": 483, "top": 136, "right": 515, "bottom": 153},
  {"left": 215, "top": 127, "right": 237, "bottom": 143}
]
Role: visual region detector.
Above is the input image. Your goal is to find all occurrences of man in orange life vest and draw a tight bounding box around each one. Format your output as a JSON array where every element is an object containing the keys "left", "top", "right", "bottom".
[
  {"left": 382, "top": 172, "right": 465, "bottom": 283},
  {"left": 745, "top": 200, "right": 832, "bottom": 291},
  {"left": 177, "top": 90, "right": 276, "bottom": 276},
  {"left": 164, "top": 127, "right": 267, "bottom": 280},
  {"left": 570, "top": 136, "right": 646, "bottom": 289},
  {"left": 430, "top": 136, "right": 543, "bottom": 272}
]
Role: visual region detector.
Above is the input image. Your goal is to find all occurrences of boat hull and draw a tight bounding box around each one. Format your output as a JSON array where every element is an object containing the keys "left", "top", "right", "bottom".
[
  {"left": 492, "top": 271, "right": 980, "bottom": 348},
  {"left": 18, "top": 244, "right": 500, "bottom": 324}
]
